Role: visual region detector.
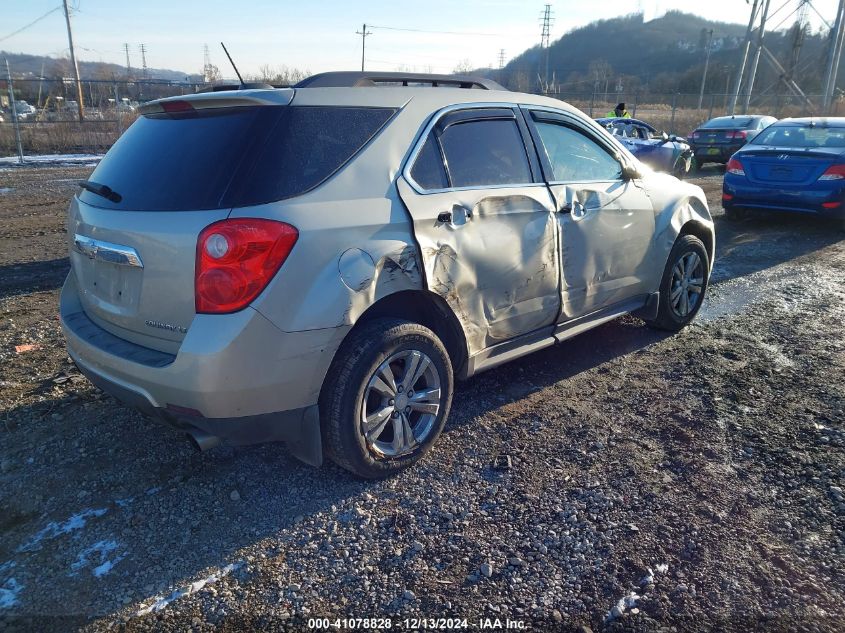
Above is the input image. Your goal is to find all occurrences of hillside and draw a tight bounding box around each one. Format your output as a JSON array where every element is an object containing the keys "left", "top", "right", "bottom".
[
  {"left": 1, "top": 50, "right": 201, "bottom": 83},
  {"left": 496, "top": 11, "right": 831, "bottom": 96}
]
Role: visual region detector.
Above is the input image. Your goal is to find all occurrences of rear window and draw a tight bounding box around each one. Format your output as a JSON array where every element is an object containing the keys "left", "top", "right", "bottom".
[
  {"left": 751, "top": 124, "right": 845, "bottom": 148},
  {"left": 80, "top": 105, "right": 395, "bottom": 211},
  {"left": 701, "top": 117, "right": 754, "bottom": 129}
]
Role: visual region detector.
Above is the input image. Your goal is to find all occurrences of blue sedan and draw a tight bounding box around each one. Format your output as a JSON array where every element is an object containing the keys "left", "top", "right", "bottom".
[
  {"left": 596, "top": 117, "right": 694, "bottom": 176},
  {"left": 722, "top": 117, "right": 845, "bottom": 228}
]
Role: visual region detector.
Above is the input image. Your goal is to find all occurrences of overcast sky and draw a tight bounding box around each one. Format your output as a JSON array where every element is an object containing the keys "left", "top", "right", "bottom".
[{"left": 1, "top": 0, "right": 839, "bottom": 79}]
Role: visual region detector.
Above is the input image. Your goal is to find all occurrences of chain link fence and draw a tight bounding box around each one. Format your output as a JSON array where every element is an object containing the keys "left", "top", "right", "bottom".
[
  {"left": 1, "top": 78, "right": 213, "bottom": 157},
  {"left": 1, "top": 74, "right": 838, "bottom": 157}
]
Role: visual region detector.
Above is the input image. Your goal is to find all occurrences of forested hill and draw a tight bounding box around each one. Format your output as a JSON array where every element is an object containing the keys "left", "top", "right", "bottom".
[{"left": 495, "top": 11, "right": 831, "bottom": 94}]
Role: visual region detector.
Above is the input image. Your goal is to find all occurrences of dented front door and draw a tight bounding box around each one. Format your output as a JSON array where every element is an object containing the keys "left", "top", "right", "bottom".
[
  {"left": 524, "top": 108, "right": 656, "bottom": 320},
  {"left": 397, "top": 107, "right": 560, "bottom": 356}
]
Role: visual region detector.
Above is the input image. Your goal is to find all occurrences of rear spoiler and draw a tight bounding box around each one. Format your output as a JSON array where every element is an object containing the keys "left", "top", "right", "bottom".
[{"left": 139, "top": 88, "right": 294, "bottom": 114}]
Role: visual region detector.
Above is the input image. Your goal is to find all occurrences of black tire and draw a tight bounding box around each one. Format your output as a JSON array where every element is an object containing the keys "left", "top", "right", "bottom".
[
  {"left": 724, "top": 206, "right": 746, "bottom": 221},
  {"left": 646, "top": 234, "right": 710, "bottom": 332},
  {"left": 319, "top": 318, "right": 454, "bottom": 478}
]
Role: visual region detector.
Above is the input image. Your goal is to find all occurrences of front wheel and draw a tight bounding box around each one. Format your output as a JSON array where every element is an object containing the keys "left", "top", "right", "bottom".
[
  {"left": 320, "top": 318, "right": 454, "bottom": 478},
  {"left": 646, "top": 234, "right": 710, "bottom": 332}
]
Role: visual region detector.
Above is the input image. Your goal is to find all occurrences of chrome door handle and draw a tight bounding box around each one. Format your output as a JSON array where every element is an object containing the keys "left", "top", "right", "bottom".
[{"left": 73, "top": 234, "right": 144, "bottom": 268}]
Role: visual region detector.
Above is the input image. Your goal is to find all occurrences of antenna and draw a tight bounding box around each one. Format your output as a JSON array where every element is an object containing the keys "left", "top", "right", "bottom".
[{"left": 220, "top": 42, "right": 244, "bottom": 86}]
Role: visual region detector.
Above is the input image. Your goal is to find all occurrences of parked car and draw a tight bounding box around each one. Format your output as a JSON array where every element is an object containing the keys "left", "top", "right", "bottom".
[
  {"left": 723, "top": 117, "right": 845, "bottom": 228},
  {"left": 690, "top": 114, "right": 777, "bottom": 166},
  {"left": 596, "top": 117, "right": 694, "bottom": 176},
  {"left": 61, "top": 71, "right": 715, "bottom": 477}
]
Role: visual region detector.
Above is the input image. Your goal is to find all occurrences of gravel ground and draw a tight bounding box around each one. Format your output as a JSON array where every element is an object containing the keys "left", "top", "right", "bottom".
[{"left": 0, "top": 165, "right": 843, "bottom": 632}]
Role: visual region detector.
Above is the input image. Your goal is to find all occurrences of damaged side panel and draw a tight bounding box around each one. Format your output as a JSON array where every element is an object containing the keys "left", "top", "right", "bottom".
[{"left": 397, "top": 178, "right": 560, "bottom": 356}]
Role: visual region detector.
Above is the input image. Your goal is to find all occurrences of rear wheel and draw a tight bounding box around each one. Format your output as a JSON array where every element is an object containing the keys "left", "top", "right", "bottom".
[
  {"left": 724, "top": 206, "right": 746, "bottom": 221},
  {"left": 646, "top": 234, "right": 709, "bottom": 332},
  {"left": 320, "top": 318, "right": 453, "bottom": 478}
]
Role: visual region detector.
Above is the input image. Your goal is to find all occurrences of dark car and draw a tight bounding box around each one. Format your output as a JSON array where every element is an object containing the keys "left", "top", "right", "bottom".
[
  {"left": 690, "top": 114, "right": 777, "bottom": 166},
  {"left": 596, "top": 117, "right": 694, "bottom": 176},
  {"left": 722, "top": 117, "right": 845, "bottom": 229}
]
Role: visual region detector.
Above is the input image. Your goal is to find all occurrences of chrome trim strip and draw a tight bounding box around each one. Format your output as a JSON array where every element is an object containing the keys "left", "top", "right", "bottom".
[{"left": 73, "top": 234, "right": 144, "bottom": 268}]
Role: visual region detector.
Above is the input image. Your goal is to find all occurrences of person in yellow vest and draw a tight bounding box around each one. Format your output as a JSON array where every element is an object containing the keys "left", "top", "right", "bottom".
[{"left": 606, "top": 102, "right": 631, "bottom": 118}]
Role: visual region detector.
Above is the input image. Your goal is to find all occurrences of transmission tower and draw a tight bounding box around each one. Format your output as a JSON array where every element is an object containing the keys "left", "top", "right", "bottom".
[
  {"left": 139, "top": 43, "right": 148, "bottom": 79},
  {"left": 203, "top": 44, "right": 214, "bottom": 82},
  {"left": 123, "top": 43, "right": 132, "bottom": 77},
  {"left": 539, "top": 4, "right": 553, "bottom": 90}
]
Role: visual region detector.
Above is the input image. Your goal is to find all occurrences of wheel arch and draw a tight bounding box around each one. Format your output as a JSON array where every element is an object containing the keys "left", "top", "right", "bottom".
[{"left": 336, "top": 289, "right": 469, "bottom": 378}]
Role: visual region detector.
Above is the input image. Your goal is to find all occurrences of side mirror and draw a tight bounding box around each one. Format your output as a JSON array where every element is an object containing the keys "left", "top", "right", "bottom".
[
  {"left": 622, "top": 165, "right": 641, "bottom": 181},
  {"left": 661, "top": 131, "right": 669, "bottom": 143}
]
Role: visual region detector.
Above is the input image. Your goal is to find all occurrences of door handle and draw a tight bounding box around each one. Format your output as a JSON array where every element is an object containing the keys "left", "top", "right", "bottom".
[
  {"left": 438, "top": 205, "right": 472, "bottom": 224},
  {"left": 559, "top": 200, "right": 584, "bottom": 215}
]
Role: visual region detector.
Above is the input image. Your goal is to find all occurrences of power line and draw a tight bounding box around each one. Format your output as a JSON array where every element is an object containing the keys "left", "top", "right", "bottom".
[
  {"left": 0, "top": 6, "right": 62, "bottom": 44},
  {"left": 369, "top": 24, "right": 503, "bottom": 37}
]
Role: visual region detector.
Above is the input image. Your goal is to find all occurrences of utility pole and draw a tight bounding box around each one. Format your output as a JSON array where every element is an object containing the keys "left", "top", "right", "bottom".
[
  {"left": 36, "top": 61, "right": 45, "bottom": 109},
  {"left": 539, "top": 4, "right": 553, "bottom": 91},
  {"left": 123, "top": 43, "right": 132, "bottom": 77},
  {"left": 5, "top": 59, "right": 24, "bottom": 163},
  {"left": 729, "top": 0, "right": 760, "bottom": 115},
  {"left": 823, "top": 0, "right": 845, "bottom": 112},
  {"left": 698, "top": 28, "right": 713, "bottom": 110},
  {"left": 742, "top": 0, "right": 771, "bottom": 113},
  {"left": 61, "top": 0, "right": 85, "bottom": 122},
  {"left": 356, "top": 24, "right": 372, "bottom": 72}
]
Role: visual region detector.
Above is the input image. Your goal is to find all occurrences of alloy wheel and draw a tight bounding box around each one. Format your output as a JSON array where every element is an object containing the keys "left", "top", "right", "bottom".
[{"left": 670, "top": 251, "right": 704, "bottom": 318}]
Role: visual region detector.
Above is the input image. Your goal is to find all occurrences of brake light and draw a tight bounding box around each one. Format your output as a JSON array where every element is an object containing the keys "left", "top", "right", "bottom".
[
  {"left": 726, "top": 158, "right": 745, "bottom": 176},
  {"left": 195, "top": 219, "right": 298, "bottom": 314},
  {"left": 818, "top": 164, "right": 845, "bottom": 181},
  {"left": 722, "top": 193, "right": 734, "bottom": 201},
  {"left": 161, "top": 100, "right": 195, "bottom": 113},
  {"left": 691, "top": 131, "right": 701, "bottom": 140},
  {"left": 728, "top": 130, "right": 748, "bottom": 141},
  {"left": 822, "top": 201, "right": 842, "bottom": 208}
]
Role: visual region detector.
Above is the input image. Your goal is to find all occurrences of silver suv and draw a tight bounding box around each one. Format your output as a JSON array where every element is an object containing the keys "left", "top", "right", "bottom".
[{"left": 61, "top": 72, "right": 714, "bottom": 478}]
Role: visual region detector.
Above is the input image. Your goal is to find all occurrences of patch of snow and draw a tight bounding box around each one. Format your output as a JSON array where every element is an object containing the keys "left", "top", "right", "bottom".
[
  {"left": 0, "top": 153, "right": 103, "bottom": 167},
  {"left": 145, "top": 486, "right": 161, "bottom": 496},
  {"left": 16, "top": 508, "right": 108, "bottom": 553},
  {"left": 0, "top": 577, "right": 22, "bottom": 609},
  {"left": 655, "top": 562, "right": 669, "bottom": 574},
  {"left": 136, "top": 562, "right": 242, "bottom": 616},
  {"left": 115, "top": 497, "right": 134, "bottom": 508},
  {"left": 69, "top": 540, "right": 126, "bottom": 578},
  {"left": 606, "top": 591, "right": 641, "bottom": 621}
]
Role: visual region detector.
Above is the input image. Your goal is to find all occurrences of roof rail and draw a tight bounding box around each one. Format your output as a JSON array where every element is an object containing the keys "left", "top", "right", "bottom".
[{"left": 294, "top": 71, "right": 506, "bottom": 91}]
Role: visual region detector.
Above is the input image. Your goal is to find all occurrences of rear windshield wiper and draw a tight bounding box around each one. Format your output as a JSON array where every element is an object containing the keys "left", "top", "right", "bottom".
[{"left": 78, "top": 180, "right": 122, "bottom": 203}]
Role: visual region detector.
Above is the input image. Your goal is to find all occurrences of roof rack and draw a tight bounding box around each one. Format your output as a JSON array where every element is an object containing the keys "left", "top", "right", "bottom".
[{"left": 294, "top": 71, "right": 506, "bottom": 91}]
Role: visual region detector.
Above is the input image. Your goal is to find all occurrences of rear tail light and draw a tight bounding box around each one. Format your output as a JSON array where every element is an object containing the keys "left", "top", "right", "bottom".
[
  {"left": 822, "top": 201, "right": 842, "bottom": 208},
  {"left": 161, "top": 100, "right": 195, "bottom": 113},
  {"left": 818, "top": 164, "right": 845, "bottom": 181},
  {"left": 195, "top": 218, "right": 298, "bottom": 314},
  {"left": 726, "top": 130, "right": 748, "bottom": 140},
  {"left": 726, "top": 158, "right": 745, "bottom": 176},
  {"left": 691, "top": 131, "right": 701, "bottom": 140},
  {"left": 722, "top": 192, "right": 734, "bottom": 201}
]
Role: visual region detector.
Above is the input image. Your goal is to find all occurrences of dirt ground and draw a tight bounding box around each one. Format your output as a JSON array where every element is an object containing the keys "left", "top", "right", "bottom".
[{"left": 0, "top": 165, "right": 842, "bottom": 632}]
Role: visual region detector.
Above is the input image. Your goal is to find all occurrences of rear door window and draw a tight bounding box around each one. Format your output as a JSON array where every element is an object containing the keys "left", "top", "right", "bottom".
[
  {"left": 410, "top": 135, "right": 448, "bottom": 190},
  {"left": 80, "top": 105, "right": 395, "bottom": 211},
  {"left": 438, "top": 119, "right": 532, "bottom": 188}
]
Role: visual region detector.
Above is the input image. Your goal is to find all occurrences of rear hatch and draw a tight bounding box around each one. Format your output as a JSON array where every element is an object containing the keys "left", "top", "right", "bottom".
[
  {"left": 68, "top": 90, "right": 397, "bottom": 353},
  {"left": 738, "top": 148, "right": 843, "bottom": 186}
]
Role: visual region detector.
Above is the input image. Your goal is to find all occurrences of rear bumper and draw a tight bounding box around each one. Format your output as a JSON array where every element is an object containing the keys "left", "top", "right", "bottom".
[
  {"left": 692, "top": 144, "right": 743, "bottom": 163},
  {"left": 60, "top": 272, "right": 348, "bottom": 464},
  {"left": 723, "top": 178, "right": 845, "bottom": 219}
]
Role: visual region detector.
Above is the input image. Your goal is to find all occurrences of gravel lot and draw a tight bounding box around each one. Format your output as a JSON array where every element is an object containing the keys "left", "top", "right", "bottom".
[{"left": 0, "top": 165, "right": 843, "bottom": 632}]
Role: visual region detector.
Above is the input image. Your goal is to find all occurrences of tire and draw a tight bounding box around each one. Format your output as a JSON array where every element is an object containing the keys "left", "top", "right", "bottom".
[
  {"left": 319, "top": 318, "right": 454, "bottom": 478},
  {"left": 724, "top": 206, "right": 746, "bottom": 221},
  {"left": 646, "top": 234, "right": 710, "bottom": 332},
  {"left": 673, "top": 154, "right": 695, "bottom": 179}
]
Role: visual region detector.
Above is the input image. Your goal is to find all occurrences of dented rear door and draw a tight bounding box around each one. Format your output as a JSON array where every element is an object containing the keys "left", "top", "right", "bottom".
[{"left": 397, "top": 106, "right": 560, "bottom": 356}]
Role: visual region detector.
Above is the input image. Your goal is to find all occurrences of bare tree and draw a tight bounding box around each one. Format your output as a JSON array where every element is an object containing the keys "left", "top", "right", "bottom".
[{"left": 452, "top": 59, "right": 474, "bottom": 74}]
